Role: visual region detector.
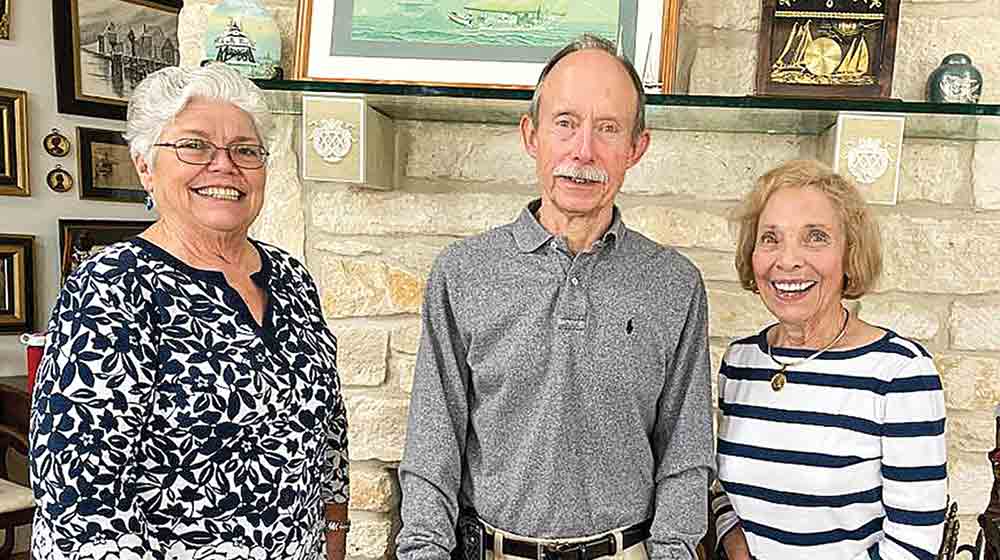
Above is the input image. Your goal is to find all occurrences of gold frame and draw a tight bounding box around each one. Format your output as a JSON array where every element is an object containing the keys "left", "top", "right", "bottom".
[
  {"left": 0, "top": 234, "right": 35, "bottom": 335},
  {"left": 0, "top": 0, "right": 9, "bottom": 40},
  {"left": 294, "top": 0, "right": 682, "bottom": 91},
  {"left": 0, "top": 87, "right": 29, "bottom": 197}
]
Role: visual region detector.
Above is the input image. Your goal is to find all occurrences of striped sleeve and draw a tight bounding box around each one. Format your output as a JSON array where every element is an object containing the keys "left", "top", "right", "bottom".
[
  {"left": 713, "top": 357, "right": 741, "bottom": 548},
  {"left": 865, "top": 342, "right": 948, "bottom": 560}
]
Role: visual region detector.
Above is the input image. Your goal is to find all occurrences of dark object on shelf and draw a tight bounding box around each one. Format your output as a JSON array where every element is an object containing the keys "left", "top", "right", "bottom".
[
  {"left": 0, "top": 384, "right": 33, "bottom": 560},
  {"left": 46, "top": 165, "right": 73, "bottom": 193},
  {"left": 755, "top": 0, "right": 900, "bottom": 98},
  {"left": 0, "top": 235, "right": 34, "bottom": 335},
  {"left": 927, "top": 53, "right": 983, "bottom": 104},
  {"left": 42, "top": 128, "right": 71, "bottom": 157},
  {"left": 51, "top": 0, "right": 183, "bottom": 120}
]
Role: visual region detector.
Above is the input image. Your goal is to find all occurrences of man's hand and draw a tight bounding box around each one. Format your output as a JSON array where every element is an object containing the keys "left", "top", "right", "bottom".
[{"left": 721, "top": 526, "right": 751, "bottom": 560}]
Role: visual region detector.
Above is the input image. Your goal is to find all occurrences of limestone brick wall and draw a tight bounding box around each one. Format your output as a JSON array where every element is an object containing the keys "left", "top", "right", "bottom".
[{"left": 178, "top": 1, "right": 1000, "bottom": 558}]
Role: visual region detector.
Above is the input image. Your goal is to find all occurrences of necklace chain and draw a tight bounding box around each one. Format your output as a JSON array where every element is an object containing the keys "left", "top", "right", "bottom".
[{"left": 767, "top": 308, "right": 850, "bottom": 391}]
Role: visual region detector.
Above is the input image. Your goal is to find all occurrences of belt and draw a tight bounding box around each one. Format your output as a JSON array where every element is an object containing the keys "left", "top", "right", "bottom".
[{"left": 483, "top": 520, "right": 652, "bottom": 560}]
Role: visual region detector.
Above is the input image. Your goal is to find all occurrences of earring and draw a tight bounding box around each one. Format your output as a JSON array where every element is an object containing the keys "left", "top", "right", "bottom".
[{"left": 145, "top": 193, "right": 155, "bottom": 211}]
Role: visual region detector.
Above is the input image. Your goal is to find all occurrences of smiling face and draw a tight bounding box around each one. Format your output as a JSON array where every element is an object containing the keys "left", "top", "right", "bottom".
[
  {"left": 135, "top": 98, "right": 266, "bottom": 238},
  {"left": 752, "top": 186, "right": 847, "bottom": 331},
  {"left": 520, "top": 49, "right": 649, "bottom": 225}
]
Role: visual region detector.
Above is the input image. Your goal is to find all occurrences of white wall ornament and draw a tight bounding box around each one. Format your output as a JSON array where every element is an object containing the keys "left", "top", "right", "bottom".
[
  {"left": 309, "top": 119, "right": 356, "bottom": 164},
  {"left": 844, "top": 137, "right": 894, "bottom": 185},
  {"left": 301, "top": 95, "right": 395, "bottom": 190}
]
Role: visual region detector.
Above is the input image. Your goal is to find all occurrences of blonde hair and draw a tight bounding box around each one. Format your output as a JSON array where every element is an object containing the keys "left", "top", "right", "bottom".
[{"left": 731, "top": 159, "right": 882, "bottom": 299}]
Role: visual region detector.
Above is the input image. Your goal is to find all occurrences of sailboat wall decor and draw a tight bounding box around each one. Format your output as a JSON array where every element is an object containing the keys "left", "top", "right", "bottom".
[{"left": 755, "top": 0, "right": 900, "bottom": 98}]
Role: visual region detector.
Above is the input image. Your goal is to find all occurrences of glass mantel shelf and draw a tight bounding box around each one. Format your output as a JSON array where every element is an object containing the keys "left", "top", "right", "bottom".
[{"left": 257, "top": 79, "right": 1000, "bottom": 141}]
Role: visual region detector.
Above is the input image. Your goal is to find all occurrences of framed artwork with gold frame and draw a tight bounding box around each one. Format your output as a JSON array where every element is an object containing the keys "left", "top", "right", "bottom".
[
  {"left": 1, "top": 0, "right": 11, "bottom": 40},
  {"left": 755, "top": 0, "right": 900, "bottom": 98},
  {"left": 0, "top": 235, "right": 34, "bottom": 335},
  {"left": 0, "top": 87, "right": 29, "bottom": 197},
  {"left": 294, "top": 0, "right": 682, "bottom": 92},
  {"left": 51, "top": 0, "right": 183, "bottom": 120}
]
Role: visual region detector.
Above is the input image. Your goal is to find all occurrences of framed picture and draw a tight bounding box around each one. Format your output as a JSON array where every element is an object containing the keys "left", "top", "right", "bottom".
[
  {"left": 0, "top": 235, "right": 34, "bottom": 335},
  {"left": 52, "top": 0, "right": 183, "bottom": 120},
  {"left": 1, "top": 0, "right": 10, "bottom": 40},
  {"left": 295, "top": 0, "right": 681, "bottom": 90},
  {"left": 0, "top": 88, "right": 29, "bottom": 197},
  {"left": 58, "top": 219, "right": 153, "bottom": 284},
  {"left": 755, "top": 0, "right": 900, "bottom": 98},
  {"left": 78, "top": 127, "right": 144, "bottom": 203}
]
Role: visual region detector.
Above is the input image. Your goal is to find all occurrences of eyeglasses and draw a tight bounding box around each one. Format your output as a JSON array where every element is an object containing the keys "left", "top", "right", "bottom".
[{"left": 154, "top": 138, "right": 269, "bottom": 169}]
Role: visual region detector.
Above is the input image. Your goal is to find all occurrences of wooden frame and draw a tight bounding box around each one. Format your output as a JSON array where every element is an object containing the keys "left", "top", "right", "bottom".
[
  {"left": 58, "top": 219, "right": 153, "bottom": 284},
  {"left": 294, "top": 0, "right": 680, "bottom": 90},
  {"left": 0, "top": 88, "right": 28, "bottom": 197},
  {"left": 52, "top": 0, "right": 183, "bottom": 120},
  {"left": 0, "top": 235, "right": 34, "bottom": 335},
  {"left": 0, "top": 0, "right": 10, "bottom": 40},
  {"left": 755, "top": 0, "right": 900, "bottom": 99},
  {"left": 77, "top": 126, "right": 144, "bottom": 203}
]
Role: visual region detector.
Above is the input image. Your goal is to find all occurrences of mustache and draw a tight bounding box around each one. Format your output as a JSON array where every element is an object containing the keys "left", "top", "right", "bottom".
[{"left": 553, "top": 164, "right": 609, "bottom": 184}]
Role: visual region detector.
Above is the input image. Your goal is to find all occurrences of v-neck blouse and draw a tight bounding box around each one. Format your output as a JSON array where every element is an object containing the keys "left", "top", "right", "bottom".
[{"left": 30, "top": 238, "right": 349, "bottom": 560}]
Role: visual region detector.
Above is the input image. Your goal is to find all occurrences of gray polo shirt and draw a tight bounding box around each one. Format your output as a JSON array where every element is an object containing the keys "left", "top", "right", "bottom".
[{"left": 397, "top": 200, "right": 715, "bottom": 560}]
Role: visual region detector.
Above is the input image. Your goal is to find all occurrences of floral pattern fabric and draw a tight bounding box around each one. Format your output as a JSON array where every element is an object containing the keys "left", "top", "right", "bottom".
[{"left": 30, "top": 238, "right": 349, "bottom": 560}]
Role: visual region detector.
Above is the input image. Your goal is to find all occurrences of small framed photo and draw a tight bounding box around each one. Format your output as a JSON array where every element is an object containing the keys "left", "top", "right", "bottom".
[
  {"left": 1, "top": 0, "right": 11, "bottom": 40},
  {"left": 78, "top": 127, "right": 144, "bottom": 203},
  {"left": 0, "top": 87, "right": 29, "bottom": 197},
  {"left": 295, "top": 0, "right": 679, "bottom": 90},
  {"left": 0, "top": 234, "right": 35, "bottom": 335},
  {"left": 58, "top": 219, "right": 153, "bottom": 284},
  {"left": 52, "top": 0, "right": 183, "bottom": 120}
]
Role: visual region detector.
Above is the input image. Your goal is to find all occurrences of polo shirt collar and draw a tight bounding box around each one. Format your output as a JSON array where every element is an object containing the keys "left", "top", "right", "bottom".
[{"left": 512, "top": 199, "right": 626, "bottom": 253}]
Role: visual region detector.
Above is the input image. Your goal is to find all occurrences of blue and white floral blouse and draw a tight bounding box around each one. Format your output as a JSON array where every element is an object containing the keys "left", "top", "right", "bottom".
[{"left": 30, "top": 238, "right": 349, "bottom": 560}]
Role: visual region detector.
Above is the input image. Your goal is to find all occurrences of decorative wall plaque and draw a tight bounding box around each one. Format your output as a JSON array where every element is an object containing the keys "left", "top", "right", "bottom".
[
  {"left": 301, "top": 95, "right": 395, "bottom": 190},
  {"left": 830, "top": 113, "right": 904, "bottom": 205},
  {"left": 755, "top": 0, "right": 900, "bottom": 98}
]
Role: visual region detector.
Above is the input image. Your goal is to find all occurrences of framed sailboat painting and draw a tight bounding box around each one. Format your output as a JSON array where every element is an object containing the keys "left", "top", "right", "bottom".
[
  {"left": 295, "top": 0, "right": 680, "bottom": 90},
  {"left": 754, "top": 0, "right": 900, "bottom": 98}
]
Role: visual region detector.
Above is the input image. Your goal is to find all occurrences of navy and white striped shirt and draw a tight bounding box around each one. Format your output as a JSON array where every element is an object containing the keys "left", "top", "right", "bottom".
[{"left": 713, "top": 327, "right": 947, "bottom": 560}]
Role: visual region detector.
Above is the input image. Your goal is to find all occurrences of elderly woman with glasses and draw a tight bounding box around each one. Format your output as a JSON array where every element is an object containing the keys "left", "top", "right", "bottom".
[{"left": 30, "top": 64, "right": 350, "bottom": 560}]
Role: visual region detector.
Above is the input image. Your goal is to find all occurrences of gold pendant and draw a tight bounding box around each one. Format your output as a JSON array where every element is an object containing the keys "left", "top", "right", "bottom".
[{"left": 771, "top": 369, "right": 787, "bottom": 392}]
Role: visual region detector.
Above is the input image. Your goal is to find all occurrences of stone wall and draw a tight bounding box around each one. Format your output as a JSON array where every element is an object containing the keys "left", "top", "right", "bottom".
[{"left": 178, "top": 1, "right": 1000, "bottom": 558}]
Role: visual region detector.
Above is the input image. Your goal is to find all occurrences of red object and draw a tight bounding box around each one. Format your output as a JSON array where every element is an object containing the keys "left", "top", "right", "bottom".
[{"left": 19, "top": 332, "right": 46, "bottom": 395}]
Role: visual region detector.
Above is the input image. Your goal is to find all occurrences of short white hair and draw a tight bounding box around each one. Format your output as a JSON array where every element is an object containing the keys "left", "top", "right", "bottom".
[{"left": 124, "top": 63, "right": 272, "bottom": 167}]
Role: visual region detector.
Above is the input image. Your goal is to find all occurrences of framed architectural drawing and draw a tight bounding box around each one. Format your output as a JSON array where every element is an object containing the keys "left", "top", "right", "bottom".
[
  {"left": 0, "top": 235, "right": 34, "bottom": 335},
  {"left": 294, "top": 0, "right": 675, "bottom": 89},
  {"left": 755, "top": 0, "right": 900, "bottom": 98},
  {"left": 0, "top": 87, "right": 29, "bottom": 197},
  {"left": 52, "top": 0, "right": 183, "bottom": 119},
  {"left": 58, "top": 219, "right": 153, "bottom": 284},
  {"left": 77, "top": 127, "right": 144, "bottom": 203}
]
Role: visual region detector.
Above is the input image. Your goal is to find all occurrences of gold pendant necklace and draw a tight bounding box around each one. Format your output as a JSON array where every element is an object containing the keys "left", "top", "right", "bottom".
[{"left": 767, "top": 308, "right": 850, "bottom": 392}]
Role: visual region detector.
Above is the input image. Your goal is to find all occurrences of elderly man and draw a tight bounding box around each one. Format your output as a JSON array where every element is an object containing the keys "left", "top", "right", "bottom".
[{"left": 397, "top": 35, "right": 714, "bottom": 560}]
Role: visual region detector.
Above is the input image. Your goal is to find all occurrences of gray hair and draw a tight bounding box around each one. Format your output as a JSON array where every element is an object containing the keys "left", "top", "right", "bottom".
[
  {"left": 124, "top": 63, "right": 272, "bottom": 167},
  {"left": 528, "top": 34, "right": 647, "bottom": 141}
]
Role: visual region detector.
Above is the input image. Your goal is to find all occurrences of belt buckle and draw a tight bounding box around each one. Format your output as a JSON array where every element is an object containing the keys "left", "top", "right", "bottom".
[{"left": 537, "top": 542, "right": 584, "bottom": 560}]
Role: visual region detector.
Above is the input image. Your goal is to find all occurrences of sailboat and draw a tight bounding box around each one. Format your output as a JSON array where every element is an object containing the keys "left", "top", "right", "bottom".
[
  {"left": 772, "top": 20, "right": 813, "bottom": 69},
  {"left": 447, "top": 0, "right": 567, "bottom": 30},
  {"left": 833, "top": 36, "right": 869, "bottom": 76}
]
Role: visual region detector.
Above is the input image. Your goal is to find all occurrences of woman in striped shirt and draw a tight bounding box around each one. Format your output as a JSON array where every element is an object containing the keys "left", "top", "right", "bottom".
[{"left": 713, "top": 159, "right": 947, "bottom": 560}]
